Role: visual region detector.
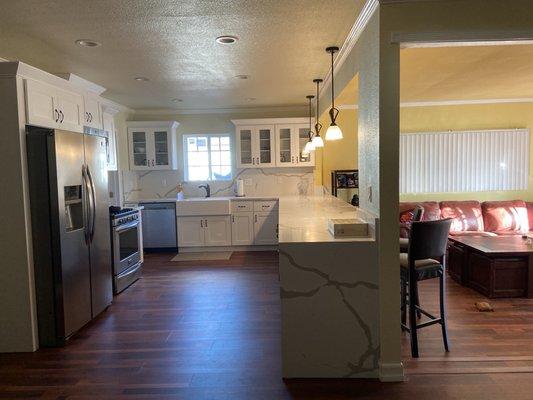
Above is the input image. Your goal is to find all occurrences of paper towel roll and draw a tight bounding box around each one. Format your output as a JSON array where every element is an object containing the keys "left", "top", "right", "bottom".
[{"left": 234, "top": 179, "right": 245, "bottom": 197}]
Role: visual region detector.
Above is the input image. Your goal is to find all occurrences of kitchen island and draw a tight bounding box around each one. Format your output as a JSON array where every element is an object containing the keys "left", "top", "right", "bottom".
[{"left": 278, "top": 194, "right": 379, "bottom": 378}]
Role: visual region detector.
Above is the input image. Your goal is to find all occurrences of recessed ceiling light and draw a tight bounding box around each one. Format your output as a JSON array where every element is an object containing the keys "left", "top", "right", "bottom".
[
  {"left": 134, "top": 76, "right": 149, "bottom": 82},
  {"left": 172, "top": 98, "right": 183, "bottom": 102},
  {"left": 235, "top": 74, "right": 250, "bottom": 80},
  {"left": 216, "top": 35, "right": 238, "bottom": 45},
  {"left": 75, "top": 39, "right": 101, "bottom": 48}
]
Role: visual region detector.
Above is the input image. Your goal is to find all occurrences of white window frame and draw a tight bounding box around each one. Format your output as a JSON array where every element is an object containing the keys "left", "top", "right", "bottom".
[{"left": 183, "top": 133, "right": 233, "bottom": 182}]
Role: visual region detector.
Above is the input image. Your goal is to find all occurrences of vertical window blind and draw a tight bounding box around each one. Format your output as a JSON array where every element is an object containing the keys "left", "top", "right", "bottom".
[{"left": 399, "top": 129, "right": 530, "bottom": 194}]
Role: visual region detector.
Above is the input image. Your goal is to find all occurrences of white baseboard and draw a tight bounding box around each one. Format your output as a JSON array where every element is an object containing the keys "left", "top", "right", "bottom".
[
  {"left": 379, "top": 361, "right": 405, "bottom": 382},
  {"left": 179, "top": 245, "right": 278, "bottom": 253}
]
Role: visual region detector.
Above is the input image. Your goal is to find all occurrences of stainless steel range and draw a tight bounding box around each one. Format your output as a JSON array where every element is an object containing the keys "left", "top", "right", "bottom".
[{"left": 110, "top": 206, "right": 143, "bottom": 294}]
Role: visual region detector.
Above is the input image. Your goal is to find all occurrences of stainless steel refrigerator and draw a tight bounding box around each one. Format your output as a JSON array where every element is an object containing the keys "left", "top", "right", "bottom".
[{"left": 26, "top": 126, "right": 112, "bottom": 347}]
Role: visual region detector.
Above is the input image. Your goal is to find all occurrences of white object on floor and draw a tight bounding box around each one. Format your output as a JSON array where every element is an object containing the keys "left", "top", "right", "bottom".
[{"left": 170, "top": 251, "right": 233, "bottom": 261}]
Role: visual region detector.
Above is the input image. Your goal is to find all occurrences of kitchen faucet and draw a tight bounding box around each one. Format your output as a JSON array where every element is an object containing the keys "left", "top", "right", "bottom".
[{"left": 198, "top": 183, "right": 211, "bottom": 198}]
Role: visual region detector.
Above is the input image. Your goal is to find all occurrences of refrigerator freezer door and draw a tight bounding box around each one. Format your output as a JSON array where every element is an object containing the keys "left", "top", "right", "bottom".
[
  {"left": 53, "top": 130, "right": 92, "bottom": 337},
  {"left": 84, "top": 134, "right": 113, "bottom": 316}
]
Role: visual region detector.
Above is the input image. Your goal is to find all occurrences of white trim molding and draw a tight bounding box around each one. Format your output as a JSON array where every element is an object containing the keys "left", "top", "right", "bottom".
[
  {"left": 338, "top": 97, "right": 533, "bottom": 110},
  {"left": 379, "top": 362, "right": 405, "bottom": 382},
  {"left": 231, "top": 117, "right": 307, "bottom": 126},
  {"left": 320, "top": 0, "right": 379, "bottom": 98},
  {"left": 133, "top": 104, "right": 307, "bottom": 116}
]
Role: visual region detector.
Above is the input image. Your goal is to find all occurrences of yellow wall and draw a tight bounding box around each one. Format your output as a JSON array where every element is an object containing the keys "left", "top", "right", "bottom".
[
  {"left": 314, "top": 109, "right": 358, "bottom": 191},
  {"left": 319, "top": 102, "right": 533, "bottom": 201}
]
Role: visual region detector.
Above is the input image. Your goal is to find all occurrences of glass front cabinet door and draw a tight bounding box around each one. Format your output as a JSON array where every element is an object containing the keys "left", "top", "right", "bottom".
[
  {"left": 296, "top": 125, "right": 315, "bottom": 166},
  {"left": 129, "top": 129, "right": 150, "bottom": 169},
  {"left": 236, "top": 127, "right": 254, "bottom": 168},
  {"left": 255, "top": 126, "right": 275, "bottom": 168},
  {"left": 276, "top": 125, "right": 294, "bottom": 167}
]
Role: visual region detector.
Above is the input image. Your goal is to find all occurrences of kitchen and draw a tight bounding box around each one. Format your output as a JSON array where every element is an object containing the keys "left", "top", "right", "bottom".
[{"left": 0, "top": 1, "right": 384, "bottom": 397}]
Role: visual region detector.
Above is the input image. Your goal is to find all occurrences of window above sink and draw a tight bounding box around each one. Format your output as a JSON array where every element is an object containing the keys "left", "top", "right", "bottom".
[{"left": 183, "top": 134, "right": 233, "bottom": 181}]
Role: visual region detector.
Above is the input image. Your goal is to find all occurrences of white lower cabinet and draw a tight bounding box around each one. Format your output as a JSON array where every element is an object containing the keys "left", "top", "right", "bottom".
[
  {"left": 231, "top": 213, "right": 255, "bottom": 246},
  {"left": 254, "top": 212, "right": 278, "bottom": 245},
  {"left": 178, "top": 201, "right": 279, "bottom": 249},
  {"left": 177, "top": 216, "right": 231, "bottom": 247},
  {"left": 204, "top": 216, "right": 232, "bottom": 246},
  {"left": 177, "top": 216, "right": 205, "bottom": 247}
]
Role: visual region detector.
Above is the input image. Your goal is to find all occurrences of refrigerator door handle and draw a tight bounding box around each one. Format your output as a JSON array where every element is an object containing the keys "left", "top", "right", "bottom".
[
  {"left": 82, "top": 165, "right": 91, "bottom": 245},
  {"left": 86, "top": 165, "right": 97, "bottom": 242}
]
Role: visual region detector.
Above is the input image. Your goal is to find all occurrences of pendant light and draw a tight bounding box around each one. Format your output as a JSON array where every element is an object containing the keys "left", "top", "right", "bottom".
[
  {"left": 325, "top": 46, "right": 343, "bottom": 141},
  {"left": 302, "top": 95, "right": 316, "bottom": 155},
  {"left": 311, "top": 78, "right": 324, "bottom": 148}
]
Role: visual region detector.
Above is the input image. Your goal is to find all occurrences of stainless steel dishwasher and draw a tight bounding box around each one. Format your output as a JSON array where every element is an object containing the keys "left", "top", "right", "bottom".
[{"left": 139, "top": 202, "right": 178, "bottom": 251}]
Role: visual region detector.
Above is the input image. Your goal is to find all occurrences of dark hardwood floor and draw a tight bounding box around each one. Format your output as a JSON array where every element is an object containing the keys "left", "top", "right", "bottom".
[{"left": 1, "top": 251, "right": 533, "bottom": 399}]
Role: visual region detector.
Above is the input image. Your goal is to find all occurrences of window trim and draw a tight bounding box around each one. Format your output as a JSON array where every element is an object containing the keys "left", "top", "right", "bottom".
[{"left": 183, "top": 133, "right": 233, "bottom": 182}]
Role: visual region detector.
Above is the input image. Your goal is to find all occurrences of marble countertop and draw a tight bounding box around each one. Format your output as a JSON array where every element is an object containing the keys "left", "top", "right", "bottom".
[
  {"left": 278, "top": 194, "right": 376, "bottom": 244},
  {"left": 127, "top": 196, "right": 279, "bottom": 203}
]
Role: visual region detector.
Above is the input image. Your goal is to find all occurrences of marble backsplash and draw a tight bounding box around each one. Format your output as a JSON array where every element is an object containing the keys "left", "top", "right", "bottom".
[{"left": 122, "top": 167, "right": 316, "bottom": 202}]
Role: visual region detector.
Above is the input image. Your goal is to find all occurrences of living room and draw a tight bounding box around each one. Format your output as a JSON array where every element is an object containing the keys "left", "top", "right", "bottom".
[{"left": 320, "top": 41, "right": 533, "bottom": 373}]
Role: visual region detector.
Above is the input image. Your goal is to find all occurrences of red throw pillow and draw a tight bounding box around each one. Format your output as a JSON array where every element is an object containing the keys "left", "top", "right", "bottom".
[{"left": 400, "top": 209, "right": 414, "bottom": 224}]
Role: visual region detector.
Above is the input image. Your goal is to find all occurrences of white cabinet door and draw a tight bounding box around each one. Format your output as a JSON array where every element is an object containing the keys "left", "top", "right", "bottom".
[
  {"left": 276, "top": 125, "right": 295, "bottom": 167},
  {"left": 83, "top": 96, "right": 102, "bottom": 129},
  {"left": 231, "top": 213, "right": 254, "bottom": 246},
  {"left": 204, "top": 216, "right": 231, "bottom": 246},
  {"left": 236, "top": 127, "right": 254, "bottom": 168},
  {"left": 25, "top": 79, "right": 59, "bottom": 129},
  {"left": 102, "top": 112, "right": 117, "bottom": 171},
  {"left": 128, "top": 128, "right": 151, "bottom": 170},
  {"left": 294, "top": 125, "right": 315, "bottom": 166},
  {"left": 151, "top": 129, "right": 172, "bottom": 170},
  {"left": 254, "top": 212, "right": 278, "bottom": 245},
  {"left": 55, "top": 89, "right": 84, "bottom": 132},
  {"left": 255, "top": 125, "right": 276, "bottom": 168},
  {"left": 177, "top": 217, "right": 205, "bottom": 247}
]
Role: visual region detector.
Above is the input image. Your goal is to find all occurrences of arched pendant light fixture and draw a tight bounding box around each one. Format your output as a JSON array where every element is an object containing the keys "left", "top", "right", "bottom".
[
  {"left": 303, "top": 95, "right": 316, "bottom": 155},
  {"left": 325, "top": 46, "right": 343, "bottom": 141},
  {"left": 311, "top": 78, "right": 324, "bottom": 148}
]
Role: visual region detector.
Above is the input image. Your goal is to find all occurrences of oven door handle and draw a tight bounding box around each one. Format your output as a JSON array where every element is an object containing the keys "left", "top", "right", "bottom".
[{"left": 115, "top": 220, "right": 139, "bottom": 232}]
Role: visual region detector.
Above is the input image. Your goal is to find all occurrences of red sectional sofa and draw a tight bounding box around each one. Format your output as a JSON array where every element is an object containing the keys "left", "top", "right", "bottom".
[{"left": 400, "top": 200, "right": 532, "bottom": 237}]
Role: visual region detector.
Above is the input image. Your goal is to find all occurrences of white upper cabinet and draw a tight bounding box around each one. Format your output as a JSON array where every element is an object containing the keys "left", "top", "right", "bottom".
[
  {"left": 83, "top": 95, "right": 102, "bottom": 129},
  {"left": 235, "top": 125, "right": 275, "bottom": 169},
  {"left": 127, "top": 121, "right": 179, "bottom": 171},
  {"left": 232, "top": 118, "right": 313, "bottom": 168},
  {"left": 102, "top": 111, "right": 118, "bottom": 171},
  {"left": 25, "top": 79, "right": 84, "bottom": 133}
]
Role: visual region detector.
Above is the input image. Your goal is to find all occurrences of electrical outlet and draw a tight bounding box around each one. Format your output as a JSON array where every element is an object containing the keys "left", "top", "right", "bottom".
[{"left": 244, "top": 178, "right": 253, "bottom": 186}]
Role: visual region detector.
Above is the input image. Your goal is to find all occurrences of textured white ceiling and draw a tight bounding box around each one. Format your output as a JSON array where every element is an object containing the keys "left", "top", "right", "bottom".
[{"left": 0, "top": 0, "right": 365, "bottom": 110}]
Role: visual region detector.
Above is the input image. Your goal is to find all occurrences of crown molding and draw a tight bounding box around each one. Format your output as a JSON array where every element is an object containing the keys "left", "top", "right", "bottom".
[
  {"left": 338, "top": 97, "right": 533, "bottom": 110},
  {"left": 132, "top": 104, "right": 308, "bottom": 116},
  {"left": 55, "top": 73, "right": 106, "bottom": 95},
  {"left": 0, "top": 57, "right": 8, "bottom": 62},
  {"left": 231, "top": 117, "right": 307, "bottom": 126},
  {"left": 319, "top": 0, "right": 379, "bottom": 99}
]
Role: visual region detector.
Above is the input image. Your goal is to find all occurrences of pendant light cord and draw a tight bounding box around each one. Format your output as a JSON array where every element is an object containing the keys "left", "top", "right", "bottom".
[
  {"left": 308, "top": 97, "right": 313, "bottom": 140},
  {"left": 330, "top": 50, "right": 335, "bottom": 111},
  {"left": 314, "top": 79, "right": 322, "bottom": 135},
  {"left": 327, "top": 47, "right": 339, "bottom": 125}
]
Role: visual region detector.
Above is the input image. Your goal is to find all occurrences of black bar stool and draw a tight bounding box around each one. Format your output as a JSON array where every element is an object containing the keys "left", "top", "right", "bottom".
[{"left": 400, "top": 218, "right": 452, "bottom": 358}]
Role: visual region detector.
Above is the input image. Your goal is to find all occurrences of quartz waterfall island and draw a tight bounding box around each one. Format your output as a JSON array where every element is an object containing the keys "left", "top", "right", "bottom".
[{"left": 278, "top": 195, "right": 379, "bottom": 378}]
